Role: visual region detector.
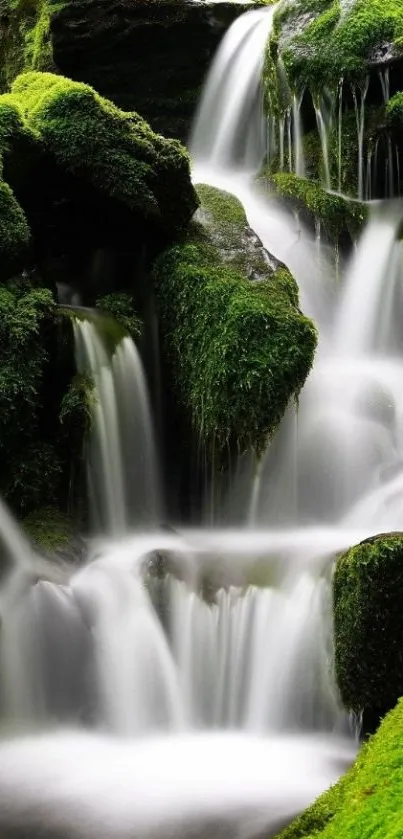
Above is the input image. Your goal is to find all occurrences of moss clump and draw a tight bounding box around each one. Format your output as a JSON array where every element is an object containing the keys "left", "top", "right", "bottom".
[
  {"left": 153, "top": 198, "right": 317, "bottom": 454},
  {"left": 334, "top": 533, "right": 403, "bottom": 715},
  {"left": 7, "top": 71, "right": 197, "bottom": 236},
  {"left": 265, "top": 172, "right": 367, "bottom": 241},
  {"left": 22, "top": 506, "right": 74, "bottom": 551},
  {"left": 95, "top": 293, "right": 143, "bottom": 342},
  {"left": 59, "top": 371, "right": 94, "bottom": 450},
  {"left": 386, "top": 91, "right": 403, "bottom": 127},
  {"left": 277, "top": 697, "right": 403, "bottom": 839},
  {"left": 273, "top": 0, "right": 403, "bottom": 90}
]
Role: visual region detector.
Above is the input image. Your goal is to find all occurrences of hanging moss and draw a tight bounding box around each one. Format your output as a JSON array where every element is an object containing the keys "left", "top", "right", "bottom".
[
  {"left": 334, "top": 533, "right": 403, "bottom": 716},
  {"left": 264, "top": 172, "right": 367, "bottom": 241},
  {"left": 153, "top": 187, "right": 317, "bottom": 455},
  {"left": 0, "top": 0, "right": 55, "bottom": 92},
  {"left": 95, "top": 293, "right": 143, "bottom": 341},
  {"left": 272, "top": 0, "right": 403, "bottom": 91},
  {"left": 277, "top": 697, "right": 403, "bottom": 839}
]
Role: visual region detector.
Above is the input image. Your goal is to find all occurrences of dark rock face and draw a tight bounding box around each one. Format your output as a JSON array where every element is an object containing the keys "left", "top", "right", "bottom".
[{"left": 50, "top": 0, "right": 247, "bottom": 140}]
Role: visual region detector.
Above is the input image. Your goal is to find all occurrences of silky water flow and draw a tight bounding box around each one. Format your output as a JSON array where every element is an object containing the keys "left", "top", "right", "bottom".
[{"left": 0, "top": 4, "right": 400, "bottom": 838}]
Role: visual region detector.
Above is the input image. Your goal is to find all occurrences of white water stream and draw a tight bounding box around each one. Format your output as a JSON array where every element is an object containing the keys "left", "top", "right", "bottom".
[{"left": 0, "top": 5, "right": 401, "bottom": 839}]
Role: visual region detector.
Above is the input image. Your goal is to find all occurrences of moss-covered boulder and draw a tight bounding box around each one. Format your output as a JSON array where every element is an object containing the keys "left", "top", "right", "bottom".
[
  {"left": 334, "top": 533, "right": 403, "bottom": 717},
  {"left": 153, "top": 185, "right": 317, "bottom": 455},
  {"left": 277, "top": 697, "right": 403, "bottom": 839},
  {"left": 7, "top": 71, "right": 197, "bottom": 236},
  {"left": 272, "top": 0, "right": 403, "bottom": 91}
]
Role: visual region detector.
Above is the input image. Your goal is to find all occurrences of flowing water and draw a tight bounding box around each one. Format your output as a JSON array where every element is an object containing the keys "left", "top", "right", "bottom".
[{"left": 0, "top": 4, "right": 401, "bottom": 838}]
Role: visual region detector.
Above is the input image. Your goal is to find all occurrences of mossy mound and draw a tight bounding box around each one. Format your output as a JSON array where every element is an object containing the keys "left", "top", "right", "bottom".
[
  {"left": 263, "top": 172, "right": 367, "bottom": 243},
  {"left": 7, "top": 71, "right": 197, "bottom": 237},
  {"left": 153, "top": 186, "right": 317, "bottom": 455},
  {"left": 273, "top": 0, "right": 403, "bottom": 91},
  {"left": 334, "top": 532, "right": 403, "bottom": 716},
  {"left": 277, "top": 697, "right": 403, "bottom": 839}
]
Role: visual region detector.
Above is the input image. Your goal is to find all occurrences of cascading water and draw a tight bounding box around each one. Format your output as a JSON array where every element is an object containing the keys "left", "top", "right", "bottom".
[
  {"left": 1, "top": 3, "right": 400, "bottom": 836},
  {"left": 73, "top": 317, "right": 160, "bottom": 533}
]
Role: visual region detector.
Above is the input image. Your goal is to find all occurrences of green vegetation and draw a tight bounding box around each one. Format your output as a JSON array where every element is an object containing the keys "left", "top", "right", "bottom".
[
  {"left": 22, "top": 505, "right": 74, "bottom": 551},
  {"left": 0, "top": 277, "right": 61, "bottom": 512},
  {"left": 277, "top": 697, "right": 403, "bottom": 839},
  {"left": 265, "top": 172, "right": 367, "bottom": 241},
  {"left": 0, "top": 181, "right": 31, "bottom": 278},
  {"left": 153, "top": 186, "right": 317, "bottom": 455},
  {"left": 334, "top": 533, "right": 403, "bottom": 715},
  {"left": 59, "top": 372, "right": 95, "bottom": 454},
  {"left": 0, "top": 0, "right": 54, "bottom": 91},
  {"left": 272, "top": 0, "right": 403, "bottom": 90},
  {"left": 386, "top": 92, "right": 403, "bottom": 127},
  {"left": 7, "top": 71, "right": 197, "bottom": 236},
  {"left": 96, "top": 293, "right": 143, "bottom": 342}
]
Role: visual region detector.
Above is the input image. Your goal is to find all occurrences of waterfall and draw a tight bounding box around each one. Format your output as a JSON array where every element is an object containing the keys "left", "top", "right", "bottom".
[
  {"left": 352, "top": 78, "right": 369, "bottom": 200},
  {"left": 73, "top": 318, "right": 160, "bottom": 534},
  {"left": 292, "top": 92, "right": 306, "bottom": 178},
  {"left": 189, "top": 6, "right": 278, "bottom": 172}
]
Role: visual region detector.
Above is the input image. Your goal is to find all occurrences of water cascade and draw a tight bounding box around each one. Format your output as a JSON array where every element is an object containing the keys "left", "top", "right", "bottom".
[
  {"left": 73, "top": 317, "right": 160, "bottom": 533},
  {"left": 1, "top": 4, "right": 402, "bottom": 838}
]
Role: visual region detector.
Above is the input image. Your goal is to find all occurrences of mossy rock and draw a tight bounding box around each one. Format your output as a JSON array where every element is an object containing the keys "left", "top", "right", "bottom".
[
  {"left": 262, "top": 172, "right": 367, "bottom": 244},
  {"left": 153, "top": 187, "right": 317, "bottom": 456},
  {"left": 334, "top": 532, "right": 403, "bottom": 716},
  {"left": 277, "top": 696, "right": 403, "bottom": 839},
  {"left": 272, "top": 0, "right": 403, "bottom": 91},
  {"left": 6, "top": 71, "right": 197, "bottom": 237},
  {"left": 195, "top": 184, "right": 287, "bottom": 283}
]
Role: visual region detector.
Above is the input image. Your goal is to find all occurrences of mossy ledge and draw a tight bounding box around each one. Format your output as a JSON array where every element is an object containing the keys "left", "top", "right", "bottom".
[
  {"left": 334, "top": 532, "right": 403, "bottom": 718},
  {"left": 153, "top": 186, "right": 317, "bottom": 456},
  {"left": 277, "top": 697, "right": 403, "bottom": 839},
  {"left": 261, "top": 172, "right": 368, "bottom": 244}
]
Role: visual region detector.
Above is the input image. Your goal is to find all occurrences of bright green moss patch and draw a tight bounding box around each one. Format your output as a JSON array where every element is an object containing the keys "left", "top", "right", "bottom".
[
  {"left": 334, "top": 533, "right": 403, "bottom": 715},
  {"left": 22, "top": 506, "right": 74, "bottom": 551},
  {"left": 277, "top": 698, "right": 403, "bottom": 839},
  {"left": 153, "top": 218, "right": 317, "bottom": 455},
  {"left": 273, "top": 0, "right": 403, "bottom": 89},
  {"left": 6, "top": 71, "right": 197, "bottom": 235},
  {"left": 265, "top": 172, "right": 367, "bottom": 241}
]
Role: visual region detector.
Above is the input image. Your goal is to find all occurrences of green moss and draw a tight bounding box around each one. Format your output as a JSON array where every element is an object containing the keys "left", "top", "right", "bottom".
[
  {"left": 95, "top": 293, "right": 143, "bottom": 342},
  {"left": 22, "top": 505, "right": 74, "bottom": 551},
  {"left": 273, "top": 0, "right": 403, "bottom": 90},
  {"left": 153, "top": 217, "right": 317, "bottom": 455},
  {"left": 277, "top": 698, "right": 403, "bottom": 839},
  {"left": 386, "top": 92, "right": 403, "bottom": 127},
  {"left": 7, "top": 71, "right": 197, "bottom": 236},
  {"left": 264, "top": 172, "right": 367, "bottom": 240},
  {"left": 0, "top": 279, "right": 59, "bottom": 512},
  {"left": 334, "top": 533, "right": 403, "bottom": 715},
  {"left": 0, "top": 0, "right": 54, "bottom": 91},
  {"left": 0, "top": 180, "right": 31, "bottom": 278}
]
